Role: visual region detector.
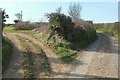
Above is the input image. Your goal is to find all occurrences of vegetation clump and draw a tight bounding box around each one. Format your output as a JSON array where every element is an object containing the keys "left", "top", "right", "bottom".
[
  {"left": 46, "top": 12, "right": 97, "bottom": 62},
  {"left": 46, "top": 12, "right": 74, "bottom": 41},
  {"left": 15, "top": 21, "right": 38, "bottom": 30},
  {"left": 94, "top": 22, "right": 120, "bottom": 37}
]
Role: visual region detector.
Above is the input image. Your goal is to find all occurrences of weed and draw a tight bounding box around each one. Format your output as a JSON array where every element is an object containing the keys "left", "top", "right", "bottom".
[{"left": 54, "top": 47, "right": 76, "bottom": 63}]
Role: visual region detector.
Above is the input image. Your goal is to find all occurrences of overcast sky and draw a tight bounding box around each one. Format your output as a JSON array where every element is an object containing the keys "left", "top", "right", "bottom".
[{"left": 0, "top": 0, "right": 119, "bottom": 23}]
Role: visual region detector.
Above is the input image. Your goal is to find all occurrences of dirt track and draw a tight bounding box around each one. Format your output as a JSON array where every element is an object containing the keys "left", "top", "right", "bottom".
[
  {"left": 3, "top": 32, "right": 118, "bottom": 78},
  {"left": 3, "top": 33, "right": 23, "bottom": 78},
  {"left": 65, "top": 32, "right": 118, "bottom": 78},
  {"left": 3, "top": 32, "right": 71, "bottom": 78}
]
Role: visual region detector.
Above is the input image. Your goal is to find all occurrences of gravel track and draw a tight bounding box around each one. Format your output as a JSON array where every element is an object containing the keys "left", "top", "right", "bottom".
[{"left": 66, "top": 32, "right": 118, "bottom": 78}]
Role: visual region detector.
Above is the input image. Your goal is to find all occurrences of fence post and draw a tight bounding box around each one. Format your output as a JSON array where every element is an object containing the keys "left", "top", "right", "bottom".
[{"left": 0, "top": 10, "right": 2, "bottom": 79}]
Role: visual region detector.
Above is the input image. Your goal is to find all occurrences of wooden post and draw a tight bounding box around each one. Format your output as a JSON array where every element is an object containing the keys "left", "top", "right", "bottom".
[
  {"left": 0, "top": 10, "right": 2, "bottom": 79},
  {"left": 21, "top": 10, "right": 22, "bottom": 22}
]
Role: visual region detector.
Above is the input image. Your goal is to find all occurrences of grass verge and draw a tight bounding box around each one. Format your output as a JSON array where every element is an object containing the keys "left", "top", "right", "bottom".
[{"left": 2, "top": 36, "right": 13, "bottom": 74}]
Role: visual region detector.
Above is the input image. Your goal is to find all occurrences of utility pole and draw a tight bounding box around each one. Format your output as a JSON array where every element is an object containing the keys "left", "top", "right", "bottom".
[{"left": 20, "top": 10, "right": 22, "bottom": 22}]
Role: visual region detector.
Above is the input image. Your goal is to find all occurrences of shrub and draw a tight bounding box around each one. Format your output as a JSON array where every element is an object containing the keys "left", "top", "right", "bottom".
[
  {"left": 46, "top": 12, "right": 74, "bottom": 41},
  {"left": 45, "top": 12, "right": 97, "bottom": 62},
  {"left": 54, "top": 47, "right": 76, "bottom": 63},
  {"left": 73, "top": 20, "right": 97, "bottom": 43},
  {"left": 15, "top": 22, "right": 37, "bottom": 30}
]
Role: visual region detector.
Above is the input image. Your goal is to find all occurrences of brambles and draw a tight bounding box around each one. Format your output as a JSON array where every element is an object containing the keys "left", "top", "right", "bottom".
[
  {"left": 46, "top": 12, "right": 74, "bottom": 41},
  {"left": 15, "top": 22, "right": 38, "bottom": 30}
]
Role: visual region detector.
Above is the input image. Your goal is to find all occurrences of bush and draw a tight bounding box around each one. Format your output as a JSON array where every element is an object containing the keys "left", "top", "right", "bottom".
[
  {"left": 15, "top": 22, "right": 37, "bottom": 30},
  {"left": 73, "top": 20, "right": 97, "bottom": 43},
  {"left": 46, "top": 12, "right": 97, "bottom": 43},
  {"left": 45, "top": 12, "right": 97, "bottom": 62},
  {"left": 46, "top": 12, "right": 74, "bottom": 41},
  {"left": 54, "top": 47, "right": 76, "bottom": 63},
  {"left": 94, "top": 22, "right": 120, "bottom": 37}
]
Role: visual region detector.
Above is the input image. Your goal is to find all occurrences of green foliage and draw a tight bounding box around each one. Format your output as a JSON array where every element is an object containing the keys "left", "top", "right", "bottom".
[
  {"left": 45, "top": 12, "right": 97, "bottom": 63},
  {"left": 54, "top": 47, "right": 76, "bottom": 63},
  {"left": 94, "top": 22, "right": 120, "bottom": 37},
  {"left": 54, "top": 42, "right": 69, "bottom": 48},
  {"left": 72, "top": 20, "right": 97, "bottom": 44},
  {"left": 2, "top": 37, "right": 13, "bottom": 74},
  {"left": 0, "top": 9, "right": 9, "bottom": 32},
  {"left": 85, "top": 28, "right": 97, "bottom": 43},
  {"left": 46, "top": 12, "right": 74, "bottom": 41}
]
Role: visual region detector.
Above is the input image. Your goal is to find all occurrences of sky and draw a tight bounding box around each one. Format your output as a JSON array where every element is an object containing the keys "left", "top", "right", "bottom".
[{"left": 0, "top": 0, "right": 119, "bottom": 23}]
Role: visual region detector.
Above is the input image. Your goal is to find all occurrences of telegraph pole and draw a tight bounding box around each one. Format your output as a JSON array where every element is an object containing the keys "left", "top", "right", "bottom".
[
  {"left": 21, "top": 10, "right": 22, "bottom": 21},
  {"left": 0, "top": 9, "right": 2, "bottom": 80}
]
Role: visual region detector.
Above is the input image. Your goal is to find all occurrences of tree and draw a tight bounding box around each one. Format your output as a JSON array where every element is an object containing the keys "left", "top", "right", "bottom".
[
  {"left": 0, "top": 9, "right": 9, "bottom": 32},
  {"left": 68, "top": 3, "right": 82, "bottom": 21},
  {"left": 15, "top": 13, "right": 21, "bottom": 21},
  {"left": 14, "top": 19, "right": 20, "bottom": 24},
  {"left": 14, "top": 11, "right": 23, "bottom": 23},
  {"left": 56, "top": 7, "right": 62, "bottom": 13}
]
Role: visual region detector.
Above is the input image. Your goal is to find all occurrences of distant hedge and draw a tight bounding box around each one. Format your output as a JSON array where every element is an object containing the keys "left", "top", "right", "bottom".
[
  {"left": 94, "top": 22, "right": 120, "bottom": 37},
  {"left": 15, "top": 22, "right": 39, "bottom": 30}
]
